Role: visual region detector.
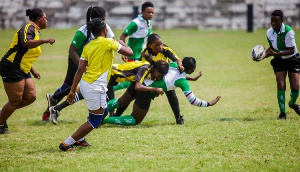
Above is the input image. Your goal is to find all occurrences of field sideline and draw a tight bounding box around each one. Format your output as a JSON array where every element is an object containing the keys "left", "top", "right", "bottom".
[{"left": 0, "top": 28, "right": 299, "bottom": 171}]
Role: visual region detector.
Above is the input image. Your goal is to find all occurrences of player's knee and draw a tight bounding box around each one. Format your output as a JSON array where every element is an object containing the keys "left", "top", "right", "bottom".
[
  {"left": 88, "top": 112, "right": 106, "bottom": 128},
  {"left": 27, "top": 95, "right": 36, "bottom": 104}
]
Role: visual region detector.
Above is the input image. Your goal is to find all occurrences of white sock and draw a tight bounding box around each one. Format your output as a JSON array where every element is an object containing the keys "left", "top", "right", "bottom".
[
  {"left": 64, "top": 136, "right": 76, "bottom": 145},
  {"left": 78, "top": 137, "right": 85, "bottom": 142}
]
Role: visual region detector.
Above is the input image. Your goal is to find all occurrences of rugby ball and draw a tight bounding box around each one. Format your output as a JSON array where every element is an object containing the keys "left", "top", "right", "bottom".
[{"left": 251, "top": 45, "right": 266, "bottom": 62}]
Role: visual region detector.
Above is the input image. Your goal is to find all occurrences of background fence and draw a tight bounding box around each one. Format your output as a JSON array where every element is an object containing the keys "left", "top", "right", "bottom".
[{"left": 0, "top": 0, "right": 299, "bottom": 30}]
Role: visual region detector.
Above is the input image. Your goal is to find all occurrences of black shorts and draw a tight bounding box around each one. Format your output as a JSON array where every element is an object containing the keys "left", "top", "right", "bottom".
[
  {"left": 63, "top": 57, "right": 78, "bottom": 86},
  {"left": 0, "top": 58, "right": 31, "bottom": 83},
  {"left": 127, "top": 82, "right": 155, "bottom": 111},
  {"left": 271, "top": 53, "right": 300, "bottom": 73}
]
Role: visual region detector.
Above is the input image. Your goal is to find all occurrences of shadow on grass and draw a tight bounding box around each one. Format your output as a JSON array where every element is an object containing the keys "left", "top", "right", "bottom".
[
  {"left": 102, "top": 120, "right": 175, "bottom": 129},
  {"left": 28, "top": 119, "right": 79, "bottom": 126}
]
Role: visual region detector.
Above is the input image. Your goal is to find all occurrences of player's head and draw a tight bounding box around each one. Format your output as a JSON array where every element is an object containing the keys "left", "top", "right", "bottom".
[
  {"left": 182, "top": 57, "right": 196, "bottom": 74},
  {"left": 141, "top": 1, "right": 154, "bottom": 20},
  {"left": 271, "top": 10, "right": 283, "bottom": 32},
  {"left": 146, "top": 33, "right": 163, "bottom": 55},
  {"left": 26, "top": 8, "right": 47, "bottom": 29},
  {"left": 151, "top": 60, "right": 169, "bottom": 81},
  {"left": 87, "top": 18, "right": 107, "bottom": 38},
  {"left": 87, "top": 6, "right": 106, "bottom": 23}
]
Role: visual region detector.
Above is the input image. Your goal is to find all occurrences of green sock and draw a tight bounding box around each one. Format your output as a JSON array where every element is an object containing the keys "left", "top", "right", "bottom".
[
  {"left": 289, "top": 91, "right": 299, "bottom": 106},
  {"left": 277, "top": 90, "right": 286, "bottom": 113},
  {"left": 104, "top": 115, "right": 136, "bottom": 126},
  {"left": 108, "top": 99, "right": 119, "bottom": 111},
  {"left": 113, "top": 81, "right": 131, "bottom": 91}
]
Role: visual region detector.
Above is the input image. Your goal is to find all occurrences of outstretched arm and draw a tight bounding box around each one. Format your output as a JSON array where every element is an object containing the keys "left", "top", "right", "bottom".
[
  {"left": 186, "top": 71, "right": 202, "bottom": 81},
  {"left": 184, "top": 90, "right": 221, "bottom": 107}
]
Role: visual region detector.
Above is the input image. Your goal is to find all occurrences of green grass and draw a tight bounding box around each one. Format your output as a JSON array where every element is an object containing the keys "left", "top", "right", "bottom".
[{"left": 0, "top": 28, "right": 300, "bottom": 171}]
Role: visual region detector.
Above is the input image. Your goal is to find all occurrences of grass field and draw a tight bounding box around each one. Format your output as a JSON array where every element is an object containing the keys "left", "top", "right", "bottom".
[{"left": 0, "top": 28, "right": 300, "bottom": 171}]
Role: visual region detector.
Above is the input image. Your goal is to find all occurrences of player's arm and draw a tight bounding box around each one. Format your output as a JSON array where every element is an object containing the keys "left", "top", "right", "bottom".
[
  {"left": 186, "top": 71, "right": 202, "bottom": 81},
  {"left": 67, "top": 58, "right": 86, "bottom": 104},
  {"left": 176, "top": 78, "right": 221, "bottom": 107},
  {"left": 69, "top": 45, "right": 80, "bottom": 65},
  {"left": 117, "top": 40, "right": 133, "bottom": 56},
  {"left": 22, "top": 25, "right": 55, "bottom": 48},
  {"left": 265, "top": 46, "right": 295, "bottom": 58},
  {"left": 24, "top": 39, "right": 55, "bottom": 48},
  {"left": 135, "top": 82, "right": 164, "bottom": 95},
  {"left": 30, "top": 66, "right": 41, "bottom": 80},
  {"left": 165, "top": 46, "right": 184, "bottom": 72}
]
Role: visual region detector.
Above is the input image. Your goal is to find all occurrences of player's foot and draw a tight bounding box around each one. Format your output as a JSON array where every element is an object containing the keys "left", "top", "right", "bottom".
[
  {"left": 49, "top": 106, "right": 60, "bottom": 125},
  {"left": 46, "top": 93, "right": 57, "bottom": 107},
  {"left": 42, "top": 111, "right": 50, "bottom": 121},
  {"left": 73, "top": 140, "right": 91, "bottom": 147},
  {"left": 59, "top": 142, "right": 75, "bottom": 151},
  {"left": 277, "top": 112, "right": 286, "bottom": 120},
  {"left": 289, "top": 102, "right": 300, "bottom": 116},
  {"left": 176, "top": 115, "right": 185, "bottom": 125},
  {"left": 0, "top": 124, "right": 10, "bottom": 134}
]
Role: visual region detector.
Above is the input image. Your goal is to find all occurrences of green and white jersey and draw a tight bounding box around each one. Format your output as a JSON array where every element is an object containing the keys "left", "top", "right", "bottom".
[
  {"left": 144, "top": 62, "right": 190, "bottom": 92},
  {"left": 144, "top": 62, "right": 209, "bottom": 107},
  {"left": 267, "top": 23, "right": 298, "bottom": 59},
  {"left": 70, "top": 23, "right": 114, "bottom": 59},
  {"left": 123, "top": 15, "right": 152, "bottom": 60}
]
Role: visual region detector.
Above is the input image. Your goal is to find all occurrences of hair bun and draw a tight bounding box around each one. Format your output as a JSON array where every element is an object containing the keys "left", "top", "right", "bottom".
[{"left": 25, "top": 9, "right": 32, "bottom": 16}]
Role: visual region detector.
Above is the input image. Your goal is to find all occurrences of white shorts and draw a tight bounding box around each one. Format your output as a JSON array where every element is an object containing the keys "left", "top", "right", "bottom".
[{"left": 80, "top": 80, "right": 108, "bottom": 110}]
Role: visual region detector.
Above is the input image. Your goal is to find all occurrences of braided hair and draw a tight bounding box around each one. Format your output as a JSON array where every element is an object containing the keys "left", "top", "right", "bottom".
[
  {"left": 153, "top": 60, "right": 169, "bottom": 75},
  {"left": 25, "top": 8, "right": 44, "bottom": 22},
  {"left": 85, "top": 7, "right": 106, "bottom": 44},
  {"left": 87, "top": 18, "right": 106, "bottom": 38}
]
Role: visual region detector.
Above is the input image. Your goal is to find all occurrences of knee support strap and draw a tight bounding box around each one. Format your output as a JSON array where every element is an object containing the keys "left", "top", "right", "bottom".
[{"left": 88, "top": 112, "right": 105, "bottom": 128}]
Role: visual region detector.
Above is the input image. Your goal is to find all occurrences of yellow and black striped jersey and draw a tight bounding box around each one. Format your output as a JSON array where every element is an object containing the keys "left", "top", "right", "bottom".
[
  {"left": 141, "top": 44, "right": 179, "bottom": 63},
  {"left": 111, "top": 60, "right": 151, "bottom": 84},
  {"left": 4, "top": 22, "right": 41, "bottom": 74}
]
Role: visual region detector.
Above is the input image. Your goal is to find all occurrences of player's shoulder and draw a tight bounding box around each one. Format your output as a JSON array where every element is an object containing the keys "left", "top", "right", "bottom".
[
  {"left": 266, "top": 27, "right": 273, "bottom": 36},
  {"left": 77, "top": 24, "right": 88, "bottom": 35}
]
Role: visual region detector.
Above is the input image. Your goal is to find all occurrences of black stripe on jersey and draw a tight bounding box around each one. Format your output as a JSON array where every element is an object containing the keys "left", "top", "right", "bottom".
[{"left": 161, "top": 45, "right": 178, "bottom": 62}]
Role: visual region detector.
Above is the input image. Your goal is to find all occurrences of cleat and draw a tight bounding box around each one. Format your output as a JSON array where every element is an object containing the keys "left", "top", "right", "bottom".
[
  {"left": 42, "top": 111, "right": 50, "bottom": 122},
  {"left": 59, "top": 142, "right": 75, "bottom": 151},
  {"left": 176, "top": 115, "right": 185, "bottom": 125},
  {"left": 73, "top": 140, "right": 91, "bottom": 147},
  {"left": 49, "top": 106, "right": 60, "bottom": 125},
  {"left": 0, "top": 125, "right": 10, "bottom": 134},
  {"left": 289, "top": 102, "right": 300, "bottom": 116},
  {"left": 46, "top": 93, "right": 57, "bottom": 107},
  {"left": 4, "top": 121, "right": 8, "bottom": 129},
  {"left": 0, "top": 125, "right": 5, "bottom": 134},
  {"left": 277, "top": 112, "right": 286, "bottom": 120}
]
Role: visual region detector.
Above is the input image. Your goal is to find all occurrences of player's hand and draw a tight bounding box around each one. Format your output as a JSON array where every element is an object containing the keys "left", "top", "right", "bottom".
[
  {"left": 209, "top": 96, "right": 221, "bottom": 106},
  {"left": 178, "top": 65, "right": 185, "bottom": 72},
  {"left": 67, "top": 92, "right": 75, "bottom": 104},
  {"left": 265, "top": 47, "right": 274, "bottom": 58},
  {"left": 48, "top": 38, "right": 55, "bottom": 45},
  {"left": 155, "top": 88, "right": 164, "bottom": 96},
  {"left": 32, "top": 72, "right": 41, "bottom": 80},
  {"left": 122, "top": 55, "right": 128, "bottom": 62}
]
